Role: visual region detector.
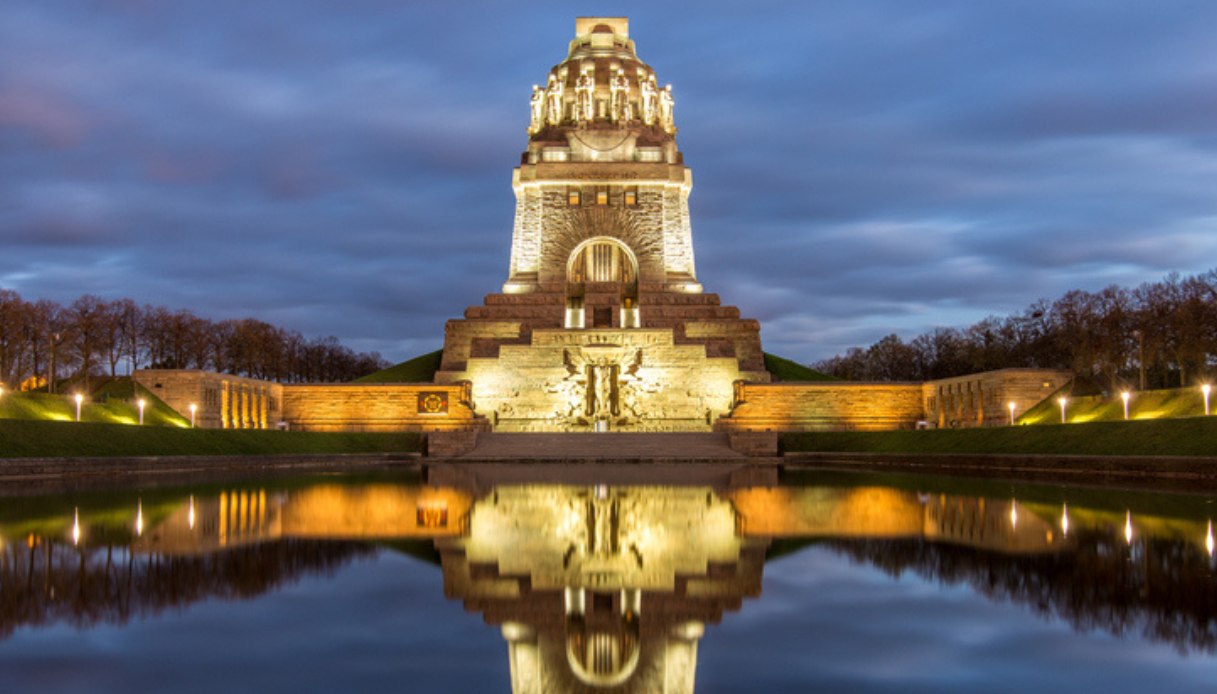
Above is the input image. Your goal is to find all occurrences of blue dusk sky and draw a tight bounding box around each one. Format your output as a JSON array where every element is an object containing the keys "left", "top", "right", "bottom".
[{"left": 2, "top": 1, "right": 1216, "bottom": 364}]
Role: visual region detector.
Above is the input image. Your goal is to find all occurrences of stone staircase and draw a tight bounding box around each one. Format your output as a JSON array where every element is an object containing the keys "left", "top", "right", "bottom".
[{"left": 456, "top": 432, "right": 745, "bottom": 461}]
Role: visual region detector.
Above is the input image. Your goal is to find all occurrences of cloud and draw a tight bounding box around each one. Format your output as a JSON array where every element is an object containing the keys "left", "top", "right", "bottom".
[{"left": 2, "top": 1, "right": 1216, "bottom": 363}]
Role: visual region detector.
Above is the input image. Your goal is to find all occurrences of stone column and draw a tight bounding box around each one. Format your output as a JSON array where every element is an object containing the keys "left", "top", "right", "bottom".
[
  {"left": 238, "top": 386, "right": 248, "bottom": 429},
  {"left": 501, "top": 622, "right": 541, "bottom": 694}
]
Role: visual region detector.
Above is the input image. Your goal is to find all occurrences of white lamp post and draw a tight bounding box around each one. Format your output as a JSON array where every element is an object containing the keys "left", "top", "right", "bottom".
[
  {"left": 74, "top": 393, "right": 84, "bottom": 422},
  {"left": 1007, "top": 401, "right": 1016, "bottom": 425},
  {"left": 1057, "top": 396, "right": 1068, "bottom": 424},
  {"left": 1121, "top": 391, "right": 1130, "bottom": 420},
  {"left": 189, "top": 403, "right": 197, "bottom": 428},
  {"left": 137, "top": 398, "right": 146, "bottom": 425},
  {"left": 1203, "top": 384, "right": 1212, "bottom": 416}
]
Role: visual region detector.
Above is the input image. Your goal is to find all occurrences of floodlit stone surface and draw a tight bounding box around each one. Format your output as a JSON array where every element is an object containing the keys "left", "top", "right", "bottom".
[
  {"left": 438, "top": 19, "right": 767, "bottom": 432},
  {"left": 132, "top": 19, "right": 1070, "bottom": 435}
]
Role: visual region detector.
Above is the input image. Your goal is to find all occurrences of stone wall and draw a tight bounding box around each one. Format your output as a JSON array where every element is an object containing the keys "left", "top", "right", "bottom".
[
  {"left": 508, "top": 167, "right": 697, "bottom": 290},
  {"left": 717, "top": 382, "right": 927, "bottom": 432},
  {"left": 136, "top": 367, "right": 1071, "bottom": 435},
  {"left": 716, "top": 368, "right": 1072, "bottom": 432},
  {"left": 445, "top": 327, "right": 768, "bottom": 432},
  {"left": 134, "top": 370, "right": 282, "bottom": 429},
  {"left": 135, "top": 370, "right": 487, "bottom": 433},
  {"left": 280, "top": 383, "right": 487, "bottom": 432},
  {"left": 923, "top": 368, "right": 1072, "bottom": 428}
]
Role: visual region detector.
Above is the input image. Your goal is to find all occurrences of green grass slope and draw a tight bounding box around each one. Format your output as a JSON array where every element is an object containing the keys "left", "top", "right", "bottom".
[
  {"left": 0, "top": 419, "right": 423, "bottom": 458},
  {"left": 354, "top": 350, "right": 443, "bottom": 383},
  {"left": 764, "top": 353, "right": 837, "bottom": 382},
  {"left": 0, "top": 387, "right": 187, "bottom": 427},
  {"left": 782, "top": 416, "right": 1217, "bottom": 457},
  {"left": 1020, "top": 386, "right": 1213, "bottom": 425}
]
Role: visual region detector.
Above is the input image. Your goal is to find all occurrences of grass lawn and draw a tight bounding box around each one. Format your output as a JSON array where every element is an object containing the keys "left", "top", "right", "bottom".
[
  {"left": 763, "top": 353, "right": 837, "bottom": 382},
  {"left": 1, "top": 386, "right": 188, "bottom": 427},
  {"left": 0, "top": 419, "right": 423, "bottom": 458},
  {"left": 354, "top": 350, "right": 443, "bottom": 383},
  {"left": 1020, "top": 385, "right": 1212, "bottom": 424},
  {"left": 782, "top": 416, "right": 1217, "bottom": 457}
]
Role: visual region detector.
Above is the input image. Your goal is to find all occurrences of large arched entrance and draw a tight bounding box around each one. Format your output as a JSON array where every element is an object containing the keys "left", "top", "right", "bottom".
[{"left": 565, "top": 237, "right": 640, "bottom": 329}]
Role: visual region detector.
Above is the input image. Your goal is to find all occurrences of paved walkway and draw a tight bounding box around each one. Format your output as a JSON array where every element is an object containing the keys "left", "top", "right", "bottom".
[{"left": 456, "top": 432, "right": 745, "bottom": 461}]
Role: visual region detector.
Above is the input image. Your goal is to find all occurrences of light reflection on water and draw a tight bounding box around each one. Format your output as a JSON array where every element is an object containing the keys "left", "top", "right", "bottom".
[{"left": 0, "top": 471, "right": 1215, "bottom": 693}]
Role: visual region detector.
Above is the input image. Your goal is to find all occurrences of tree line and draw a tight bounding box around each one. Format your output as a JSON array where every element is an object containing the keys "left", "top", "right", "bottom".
[
  {"left": 0, "top": 291, "right": 390, "bottom": 391},
  {"left": 812, "top": 269, "right": 1217, "bottom": 390}
]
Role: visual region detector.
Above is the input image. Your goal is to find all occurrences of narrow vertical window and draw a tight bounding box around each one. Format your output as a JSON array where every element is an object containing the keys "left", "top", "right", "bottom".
[
  {"left": 596, "top": 189, "right": 608, "bottom": 205},
  {"left": 568, "top": 188, "right": 581, "bottom": 206},
  {"left": 624, "top": 188, "right": 637, "bottom": 207}
]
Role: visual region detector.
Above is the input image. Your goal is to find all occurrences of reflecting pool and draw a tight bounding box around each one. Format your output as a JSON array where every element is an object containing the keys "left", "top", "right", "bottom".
[{"left": 0, "top": 469, "right": 1215, "bottom": 692}]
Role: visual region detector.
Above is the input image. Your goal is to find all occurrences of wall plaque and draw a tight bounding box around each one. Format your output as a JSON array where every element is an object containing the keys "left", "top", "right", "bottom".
[{"left": 418, "top": 391, "right": 449, "bottom": 415}]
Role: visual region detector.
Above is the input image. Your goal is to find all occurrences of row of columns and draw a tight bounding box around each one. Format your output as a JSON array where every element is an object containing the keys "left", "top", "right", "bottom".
[{"left": 219, "top": 381, "right": 270, "bottom": 429}]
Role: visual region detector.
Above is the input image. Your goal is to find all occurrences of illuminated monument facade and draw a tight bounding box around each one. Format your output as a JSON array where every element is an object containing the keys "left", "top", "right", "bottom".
[
  {"left": 434, "top": 17, "right": 770, "bottom": 432},
  {"left": 133, "top": 17, "right": 1070, "bottom": 434}
]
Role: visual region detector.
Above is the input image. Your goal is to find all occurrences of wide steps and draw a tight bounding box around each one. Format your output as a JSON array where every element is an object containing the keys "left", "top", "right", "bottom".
[{"left": 455, "top": 432, "right": 746, "bottom": 460}]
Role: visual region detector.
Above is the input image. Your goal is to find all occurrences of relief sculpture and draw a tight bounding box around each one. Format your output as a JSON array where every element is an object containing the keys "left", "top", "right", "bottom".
[{"left": 552, "top": 348, "right": 652, "bottom": 428}]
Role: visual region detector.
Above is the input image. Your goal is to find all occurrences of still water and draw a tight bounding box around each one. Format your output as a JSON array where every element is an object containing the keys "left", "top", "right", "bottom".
[{"left": 0, "top": 468, "right": 1215, "bottom": 693}]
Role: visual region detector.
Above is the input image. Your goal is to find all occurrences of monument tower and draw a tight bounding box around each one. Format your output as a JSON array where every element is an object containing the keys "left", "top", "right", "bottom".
[{"left": 436, "top": 17, "right": 770, "bottom": 432}]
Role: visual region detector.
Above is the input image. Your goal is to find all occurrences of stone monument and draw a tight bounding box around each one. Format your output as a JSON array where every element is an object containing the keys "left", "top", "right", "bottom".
[{"left": 436, "top": 17, "right": 770, "bottom": 432}]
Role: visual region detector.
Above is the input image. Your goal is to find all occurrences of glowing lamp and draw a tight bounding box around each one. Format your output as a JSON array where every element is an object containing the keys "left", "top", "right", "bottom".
[
  {"left": 1057, "top": 396, "right": 1068, "bottom": 424},
  {"left": 1121, "top": 391, "right": 1130, "bottom": 420},
  {"left": 1007, "top": 401, "right": 1016, "bottom": 425},
  {"left": 137, "top": 398, "right": 146, "bottom": 425},
  {"left": 189, "top": 403, "right": 198, "bottom": 428},
  {"left": 74, "top": 393, "right": 84, "bottom": 422},
  {"left": 1203, "top": 384, "right": 1212, "bottom": 416}
]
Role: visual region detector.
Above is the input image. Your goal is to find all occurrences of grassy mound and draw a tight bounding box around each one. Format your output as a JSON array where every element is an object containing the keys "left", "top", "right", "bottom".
[
  {"left": 1020, "top": 386, "right": 1213, "bottom": 425},
  {"left": 782, "top": 416, "right": 1217, "bottom": 457},
  {"left": 354, "top": 350, "right": 443, "bottom": 383},
  {"left": 0, "top": 386, "right": 187, "bottom": 427},
  {"left": 0, "top": 419, "right": 423, "bottom": 459},
  {"left": 764, "top": 353, "right": 837, "bottom": 382}
]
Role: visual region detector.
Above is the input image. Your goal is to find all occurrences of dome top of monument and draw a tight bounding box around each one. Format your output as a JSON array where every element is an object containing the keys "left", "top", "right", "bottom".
[{"left": 525, "top": 17, "right": 677, "bottom": 142}]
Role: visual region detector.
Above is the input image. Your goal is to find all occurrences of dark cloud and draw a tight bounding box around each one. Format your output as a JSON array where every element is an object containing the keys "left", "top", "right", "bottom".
[{"left": 2, "top": 1, "right": 1216, "bottom": 364}]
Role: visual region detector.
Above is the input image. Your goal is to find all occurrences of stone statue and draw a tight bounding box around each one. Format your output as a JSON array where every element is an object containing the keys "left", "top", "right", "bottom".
[
  {"left": 545, "top": 74, "right": 564, "bottom": 125},
  {"left": 590, "top": 495, "right": 616, "bottom": 555},
  {"left": 588, "top": 361, "right": 617, "bottom": 418},
  {"left": 528, "top": 84, "right": 544, "bottom": 133},
  {"left": 610, "top": 69, "right": 631, "bottom": 124},
  {"left": 658, "top": 84, "right": 675, "bottom": 132},
  {"left": 640, "top": 75, "right": 658, "bottom": 125},
  {"left": 575, "top": 68, "right": 594, "bottom": 125}
]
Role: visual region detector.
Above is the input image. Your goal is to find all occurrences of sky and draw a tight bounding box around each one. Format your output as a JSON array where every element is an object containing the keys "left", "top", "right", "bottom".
[{"left": 2, "top": 1, "right": 1216, "bottom": 365}]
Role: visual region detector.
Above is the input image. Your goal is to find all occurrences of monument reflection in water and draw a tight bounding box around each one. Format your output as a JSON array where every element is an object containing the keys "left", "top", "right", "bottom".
[{"left": 2, "top": 476, "right": 1216, "bottom": 692}]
